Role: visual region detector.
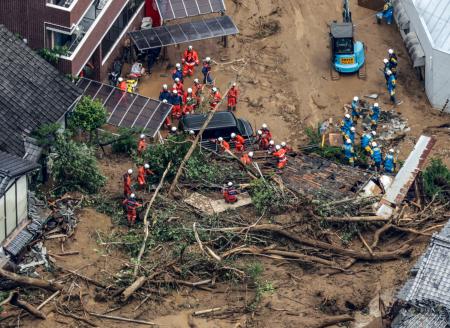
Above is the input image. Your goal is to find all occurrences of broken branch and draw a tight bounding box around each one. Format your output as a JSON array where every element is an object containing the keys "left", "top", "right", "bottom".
[{"left": 0, "top": 268, "right": 63, "bottom": 292}]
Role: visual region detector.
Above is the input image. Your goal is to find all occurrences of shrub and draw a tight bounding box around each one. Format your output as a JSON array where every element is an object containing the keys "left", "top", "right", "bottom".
[
  {"left": 68, "top": 96, "right": 107, "bottom": 142},
  {"left": 423, "top": 158, "right": 450, "bottom": 202},
  {"left": 249, "top": 178, "right": 293, "bottom": 214},
  {"left": 38, "top": 46, "right": 69, "bottom": 64},
  {"left": 32, "top": 123, "right": 62, "bottom": 148}
]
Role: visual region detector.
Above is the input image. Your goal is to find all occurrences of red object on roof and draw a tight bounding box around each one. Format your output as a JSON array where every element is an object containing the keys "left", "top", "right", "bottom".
[{"left": 145, "top": 0, "right": 161, "bottom": 26}]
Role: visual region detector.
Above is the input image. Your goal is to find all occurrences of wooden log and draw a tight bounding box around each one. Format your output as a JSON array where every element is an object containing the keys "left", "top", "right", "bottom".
[
  {"left": 193, "top": 307, "right": 222, "bottom": 316},
  {"left": 56, "top": 309, "right": 98, "bottom": 327},
  {"left": 121, "top": 276, "right": 147, "bottom": 302},
  {"left": 36, "top": 291, "right": 60, "bottom": 310},
  {"left": 308, "top": 314, "right": 354, "bottom": 328},
  {"left": 321, "top": 216, "right": 389, "bottom": 223},
  {"left": 59, "top": 267, "right": 107, "bottom": 288},
  {"left": 371, "top": 223, "right": 393, "bottom": 248},
  {"left": 89, "top": 312, "right": 156, "bottom": 326},
  {"left": 0, "top": 268, "right": 63, "bottom": 292},
  {"left": 10, "top": 292, "right": 46, "bottom": 320},
  {"left": 193, "top": 222, "right": 221, "bottom": 262}
]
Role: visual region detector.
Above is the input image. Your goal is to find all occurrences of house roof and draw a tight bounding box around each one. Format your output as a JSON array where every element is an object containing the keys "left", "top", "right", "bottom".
[
  {"left": 411, "top": 0, "right": 450, "bottom": 54},
  {"left": 0, "top": 151, "right": 40, "bottom": 197},
  {"left": 0, "top": 25, "right": 82, "bottom": 158}
]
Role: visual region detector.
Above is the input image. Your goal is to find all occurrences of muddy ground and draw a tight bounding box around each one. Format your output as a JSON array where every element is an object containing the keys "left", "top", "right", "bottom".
[{"left": 15, "top": 0, "right": 450, "bottom": 327}]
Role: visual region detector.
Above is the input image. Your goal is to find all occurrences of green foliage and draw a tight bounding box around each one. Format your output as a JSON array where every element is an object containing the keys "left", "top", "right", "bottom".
[
  {"left": 244, "top": 262, "right": 274, "bottom": 310},
  {"left": 246, "top": 262, "right": 263, "bottom": 281},
  {"left": 423, "top": 158, "right": 450, "bottom": 202},
  {"left": 112, "top": 129, "right": 138, "bottom": 154},
  {"left": 52, "top": 136, "right": 106, "bottom": 194},
  {"left": 249, "top": 178, "right": 293, "bottom": 214},
  {"left": 38, "top": 46, "right": 69, "bottom": 64},
  {"left": 32, "top": 123, "right": 62, "bottom": 148},
  {"left": 304, "top": 125, "right": 343, "bottom": 160},
  {"left": 68, "top": 96, "right": 107, "bottom": 139}
]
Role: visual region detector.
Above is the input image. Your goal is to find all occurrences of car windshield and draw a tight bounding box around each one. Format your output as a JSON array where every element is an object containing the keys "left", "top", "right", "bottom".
[{"left": 334, "top": 38, "right": 353, "bottom": 54}]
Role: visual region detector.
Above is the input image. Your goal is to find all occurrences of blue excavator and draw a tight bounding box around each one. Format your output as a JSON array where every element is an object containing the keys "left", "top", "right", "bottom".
[{"left": 329, "top": 0, "right": 366, "bottom": 80}]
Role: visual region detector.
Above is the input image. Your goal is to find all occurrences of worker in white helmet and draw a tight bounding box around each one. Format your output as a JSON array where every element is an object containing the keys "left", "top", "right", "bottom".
[
  {"left": 182, "top": 45, "right": 199, "bottom": 76},
  {"left": 231, "top": 132, "right": 245, "bottom": 152},
  {"left": 384, "top": 148, "right": 396, "bottom": 173},
  {"left": 137, "top": 133, "right": 147, "bottom": 156},
  {"left": 240, "top": 151, "right": 254, "bottom": 166},
  {"left": 351, "top": 96, "right": 361, "bottom": 123},
  {"left": 361, "top": 130, "right": 375, "bottom": 154},
  {"left": 281, "top": 141, "right": 293, "bottom": 152},
  {"left": 216, "top": 136, "right": 230, "bottom": 152},
  {"left": 122, "top": 192, "right": 142, "bottom": 225},
  {"left": 341, "top": 114, "right": 353, "bottom": 137},
  {"left": 267, "top": 140, "right": 276, "bottom": 154},
  {"left": 388, "top": 49, "right": 398, "bottom": 77},
  {"left": 273, "top": 144, "right": 288, "bottom": 172},
  {"left": 343, "top": 138, "right": 356, "bottom": 166},
  {"left": 170, "top": 126, "right": 178, "bottom": 135},
  {"left": 172, "top": 63, "right": 183, "bottom": 83},
  {"left": 371, "top": 142, "right": 382, "bottom": 171},
  {"left": 137, "top": 163, "right": 154, "bottom": 189},
  {"left": 386, "top": 69, "right": 397, "bottom": 105},
  {"left": 227, "top": 82, "right": 239, "bottom": 111},
  {"left": 118, "top": 77, "right": 127, "bottom": 91},
  {"left": 210, "top": 86, "right": 222, "bottom": 110},
  {"left": 370, "top": 102, "right": 381, "bottom": 130},
  {"left": 159, "top": 84, "right": 171, "bottom": 102},
  {"left": 123, "top": 169, "right": 133, "bottom": 197},
  {"left": 202, "top": 56, "right": 213, "bottom": 85},
  {"left": 223, "top": 181, "right": 238, "bottom": 203},
  {"left": 261, "top": 123, "right": 272, "bottom": 140}
]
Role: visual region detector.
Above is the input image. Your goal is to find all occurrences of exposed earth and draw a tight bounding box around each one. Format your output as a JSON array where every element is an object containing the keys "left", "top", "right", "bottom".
[{"left": 14, "top": 0, "right": 450, "bottom": 327}]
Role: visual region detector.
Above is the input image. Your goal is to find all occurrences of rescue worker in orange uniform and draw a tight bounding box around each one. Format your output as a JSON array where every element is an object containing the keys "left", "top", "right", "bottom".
[
  {"left": 183, "top": 96, "right": 196, "bottom": 115},
  {"left": 192, "top": 78, "right": 204, "bottom": 109},
  {"left": 137, "top": 163, "right": 154, "bottom": 190},
  {"left": 273, "top": 145, "right": 287, "bottom": 171},
  {"left": 123, "top": 169, "right": 133, "bottom": 197},
  {"left": 223, "top": 182, "right": 238, "bottom": 203},
  {"left": 118, "top": 77, "right": 127, "bottom": 91},
  {"left": 240, "top": 151, "right": 254, "bottom": 166},
  {"left": 267, "top": 140, "right": 276, "bottom": 154},
  {"left": 122, "top": 193, "right": 142, "bottom": 225},
  {"left": 173, "top": 78, "right": 184, "bottom": 94},
  {"left": 257, "top": 130, "right": 270, "bottom": 150},
  {"left": 181, "top": 45, "right": 199, "bottom": 77},
  {"left": 281, "top": 141, "right": 293, "bottom": 153},
  {"left": 217, "top": 137, "right": 230, "bottom": 152},
  {"left": 261, "top": 123, "right": 272, "bottom": 140},
  {"left": 226, "top": 83, "right": 239, "bottom": 111},
  {"left": 137, "top": 134, "right": 147, "bottom": 156},
  {"left": 231, "top": 133, "right": 245, "bottom": 152},
  {"left": 162, "top": 99, "right": 171, "bottom": 128},
  {"left": 210, "top": 87, "right": 222, "bottom": 110},
  {"left": 170, "top": 90, "right": 183, "bottom": 119}
]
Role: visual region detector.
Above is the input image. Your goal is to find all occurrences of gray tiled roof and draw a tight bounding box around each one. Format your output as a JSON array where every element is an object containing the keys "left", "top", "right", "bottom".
[
  {"left": 392, "top": 307, "right": 449, "bottom": 328},
  {"left": 0, "top": 25, "right": 82, "bottom": 158},
  {"left": 0, "top": 151, "right": 39, "bottom": 197}
]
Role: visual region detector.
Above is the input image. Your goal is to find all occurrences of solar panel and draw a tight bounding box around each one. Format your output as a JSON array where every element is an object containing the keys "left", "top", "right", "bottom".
[
  {"left": 129, "top": 15, "right": 239, "bottom": 51},
  {"left": 156, "top": 0, "right": 225, "bottom": 20},
  {"left": 76, "top": 78, "right": 172, "bottom": 137}
]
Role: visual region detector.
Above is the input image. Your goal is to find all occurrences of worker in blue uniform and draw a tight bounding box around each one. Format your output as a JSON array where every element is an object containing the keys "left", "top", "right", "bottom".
[
  {"left": 383, "top": 148, "right": 396, "bottom": 173},
  {"left": 345, "top": 126, "right": 356, "bottom": 144},
  {"left": 388, "top": 49, "right": 398, "bottom": 78},
  {"left": 172, "top": 63, "right": 184, "bottom": 83},
  {"left": 351, "top": 96, "right": 361, "bottom": 124},
  {"left": 383, "top": 58, "right": 390, "bottom": 86},
  {"left": 361, "top": 130, "right": 376, "bottom": 153},
  {"left": 386, "top": 70, "right": 397, "bottom": 104},
  {"left": 202, "top": 57, "right": 213, "bottom": 85},
  {"left": 370, "top": 103, "right": 381, "bottom": 130},
  {"left": 382, "top": 1, "right": 393, "bottom": 24},
  {"left": 343, "top": 139, "right": 356, "bottom": 166},
  {"left": 159, "top": 84, "right": 171, "bottom": 102},
  {"left": 340, "top": 114, "right": 353, "bottom": 136},
  {"left": 371, "top": 142, "right": 382, "bottom": 171}
]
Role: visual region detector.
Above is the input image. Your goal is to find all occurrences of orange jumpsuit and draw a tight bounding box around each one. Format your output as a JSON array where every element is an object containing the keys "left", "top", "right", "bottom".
[
  {"left": 182, "top": 50, "right": 199, "bottom": 76},
  {"left": 262, "top": 129, "right": 272, "bottom": 140},
  {"left": 122, "top": 198, "right": 142, "bottom": 224},
  {"left": 183, "top": 97, "right": 196, "bottom": 115},
  {"left": 233, "top": 135, "right": 245, "bottom": 152},
  {"left": 192, "top": 82, "right": 203, "bottom": 108},
  {"left": 173, "top": 81, "right": 184, "bottom": 94},
  {"left": 219, "top": 140, "right": 230, "bottom": 152},
  {"left": 118, "top": 81, "right": 127, "bottom": 92},
  {"left": 210, "top": 91, "right": 222, "bottom": 110},
  {"left": 223, "top": 186, "right": 238, "bottom": 203},
  {"left": 137, "top": 166, "right": 154, "bottom": 187},
  {"left": 227, "top": 86, "right": 239, "bottom": 111},
  {"left": 137, "top": 139, "right": 146, "bottom": 156},
  {"left": 273, "top": 148, "right": 287, "bottom": 169},
  {"left": 123, "top": 173, "right": 132, "bottom": 197},
  {"left": 240, "top": 153, "right": 252, "bottom": 165}
]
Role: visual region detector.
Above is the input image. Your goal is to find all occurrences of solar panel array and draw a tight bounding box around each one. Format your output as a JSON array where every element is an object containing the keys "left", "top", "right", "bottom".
[
  {"left": 76, "top": 78, "right": 172, "bottom": 137},
  {"left": 157, "top": 0, "right": 226, "bottom": 20},
  {"left": 129, "top": 15, "right": 238, "bottom": 51}
]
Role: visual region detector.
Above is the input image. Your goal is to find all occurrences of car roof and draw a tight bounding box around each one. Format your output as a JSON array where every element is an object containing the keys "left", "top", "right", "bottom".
[
  {"left": 330, "top": 22, "right": 353, "bottom": 38},
  {"left": 181, "top": 111, "right": 238, "bottom": 131}
]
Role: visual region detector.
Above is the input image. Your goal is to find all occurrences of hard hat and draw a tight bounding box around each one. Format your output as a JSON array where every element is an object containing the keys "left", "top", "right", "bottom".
[
  {"left": 281, "top": 141, "right": 286, "bottom": 147},
  {"left": 345, "top": 114, "right": 351, "bottom": 119},
  {"left": 383, "top": 58, "right": 389, "bottom": 63},
  {"left": 118, "top": 77, "right": 123, "bottom": 82},
  {"left": 388, "top": 48, "right": 394, "bottom": 54},
  {"left": 257, "top": 130, "right": 262, "bottom": 135},
  {"left": 176, "top": 63, "right": 181, "bottom": 68},
  {"left": 127, "top": 169, "right": 133, "bottom": 174},
  {"left": 187, "top": 88, "right": 193, "bottom": 93},
  {"left": 248, "top": 151, "right": 254, "bottom": 157},
  {"left": 371, "top": 131, "right": 376, "bottom": 136},
  {"left": 144, "top": 163, "right": 149, "bottom": 169},
  {"left": 140, "top": 134, "right": 145, "bottom": 139},
  {"left": 175, "top": 77, "right": 180, "bottom": 82},
  {"left": 189, "top": 130, "right": 195, "bottom": 135},
  {"left": 350, "top": 127, "right": 356, "bottom": 132},
  {"left": 233, "top": 82, "right": 237, "bottom": 87},
  {"left": 231, "top": 133, "right": 236, "bottom": 138},
  {"left": 173, "top": 89, "right": 178, "bottom": 94},
  {"left": 374, "top": 103, "right": 379, "bottom": 107},
  {"left": 353, "top": 96, "right": 359, "bottom": 101},
  {"left": 269, "top": 140, "right": 275, "bottom": 145},
  {"left": 162, "top": 99, "right": 168, "bottom": 103},
  {"left": 212, "top": 87, "right": 218, "bottom": 92},
  {"left": 346, "top": 138, "right": 352, "bottom": 144},
  {"left": 372, "top": 142, "right": 377, "bottom": 147},
  {"left": 386, "top": 70, "right": 392, "bottom": 75},
  {"left": 218, "top": 137, "right": 223, "bottom": 141},
  {"left": 171, "top": 127, "right": 177, "bottom": 132},
  {"left": 130, "top": 193, "right": 136, "bottom": 198},
  {"left": 188, "top": 45, "right": 193, "bottom": 51},
  {"left": 262, "top": 123, "right": 268, "bottom": 129},
  {"left": 205, "top": 57, "right": 211, "bottom": 62},
  {"left": 227, "top": 182, "right": 233, "bottom": 187},
  {"left": 275, "top": 145, "right": 281, "bottom": 150},
  {"left": 163, "top": 84, "right": 168, "bottom": 89},
  {"left": 389, "top": 148, "right": 394, "bottom": 153},
  {"left": 194, "top": 78, "right": 199, "bottom": 83}
]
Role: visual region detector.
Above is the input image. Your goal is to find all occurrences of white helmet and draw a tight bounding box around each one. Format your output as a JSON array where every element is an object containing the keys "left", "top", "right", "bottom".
[
  {"left": 233, "top": 82, "right": 237, "bottom": 87},
  {"left": 389, "top": 148, "right": 394, "bottom": 153},
  {"left": 345, "top": 114, "right": 351, "bottom": 119},
  {"left": 269, "top": 140, "right": 275, "bottom": 145},
  {"left": 175, "top": 77, "right": 180, "bottom": 82},
  {"left": 230, "top": 133, "right": 236, "bottom": 138},
  {"left": 371, "top": 131, "right": 376, "bottom": 136},
  {"left": 130, "top": 193, "right": 136, "bottom": 198},
  {"left": 350, "top": 127, "right": 356, "bottom": 132},
  {"left": 176, "top": 63, "right": 181, "bottom": 69},
  {"left": 257, "top": 130, "right": 262, "bottom": 135},
  {"left": 127, "top": 169, "right": 133, "bottom": 174},
  {"left": 388, "top": 48, "right": 394, "bottom": 54},
  {"left": 248, "top": 152, "right": 254, "bottom": 157},
  {"left": 163, "top": 84, "right": 168, "bottom": 90},
  {"left": 162, "top": 99, "right": 168, "bottom": 103},
  {"left": 144, "top": 163, "right": 149, "bottom": 169},
  {"left": 118, "top": 77, "right": 123, "bottom": 82},
  {"left": 187, "top": 88, "right": 193, "bottom": 93},
  {"left": 218, "top": 137, "right": 223, "bottom": 142},
  {"left": 171, "top": 127, "right": 177, "bottom": 132},
  {"left": 140, "top": 134, "right": 145, "bottom": 139},
  {"left": 386, "top": 70, "right": 392, "bottom": 75},
  {"left": 194, "top": 78, "right": 199, "bottom": 83},
  {"left": 189, "top": 130, "right": 195, "bottom": 135},
  {"left": 353, "top": 96, "right": 359, "bottom": 101},
  {"left": 372, "top": 142, "right": 377, "bottom": 147},
  {"left": 383, "top": 58, "right": 389, "bottom": 64},
  {"left": 205, "top": 57, "right": 211, "bottom": 62},
  {"left": 275, "top": 145, "right": 281, "bottom": 150},
  {"left": 262, "top": 123, "right": 268, "bottom": 129},
  {"left": 188, "top": 45, "right": 193, "bottom": 51},
  {"left": 227, "top": 182, "right": 233, "bottom": 187},
  {"left": 346, "top": 138, "right": 352, "bottom": 144},
  {"left": 173, "top": 89, "right": 178, "bottom": 94},
  {"left": 212, "top": 87, "right": 218, "bottom": 92},
  {"left": 281, "top": 142, "right": 286, "bottom": 147},
  {"left": 374, "top": 103, "right": 379, "bottom": 107}
]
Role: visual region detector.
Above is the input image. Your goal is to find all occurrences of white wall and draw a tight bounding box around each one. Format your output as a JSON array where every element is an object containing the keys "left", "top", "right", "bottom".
[
  {"left": 0, "top": 194, "right": 5, "bottom": 243},
  {"left": 431, "top": 49, "right": 450, "bottom": 111}
]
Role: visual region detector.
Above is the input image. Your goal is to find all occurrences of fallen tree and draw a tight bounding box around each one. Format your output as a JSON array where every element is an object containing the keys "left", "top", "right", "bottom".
[{"left": 0, "top": 268, "right": 63, "bottom": 292}]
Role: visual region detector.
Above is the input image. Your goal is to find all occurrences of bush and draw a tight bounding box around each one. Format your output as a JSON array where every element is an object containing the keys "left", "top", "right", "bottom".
[
  {"left": 38, "top": 46, "right": 69, "bottom": 64},
  {"left": 249, "top": 178, "right": 293, "bottom": 214},
  {"left": 111, "top": 128, "right": 137, "bottom": 154},
  {"left": 423, "top": 158, "right": 450, "bottom": 202},
  {"left": 32, "top": 123, "right": 62, "bottom": 148},
  {"left": 52, "top": 136, "right": 106, "bottom": 194},
  {"left": 68, "top": 96, "right": 107, "bottom": 142}
]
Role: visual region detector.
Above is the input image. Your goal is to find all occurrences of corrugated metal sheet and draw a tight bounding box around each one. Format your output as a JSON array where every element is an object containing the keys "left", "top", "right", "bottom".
[{"left": 412, "top": 0, "right": 450, "bottom": 53}]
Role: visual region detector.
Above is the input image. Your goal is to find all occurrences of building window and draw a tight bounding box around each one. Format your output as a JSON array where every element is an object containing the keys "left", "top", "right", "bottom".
[{"left": 101, "top": 0, "right": 144, "bottom": 56}]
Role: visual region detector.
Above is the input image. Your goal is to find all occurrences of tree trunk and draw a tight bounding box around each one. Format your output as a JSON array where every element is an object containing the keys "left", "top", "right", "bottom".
[{"left": 0, "top": 268, "right": 63, "bottom": 292}]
